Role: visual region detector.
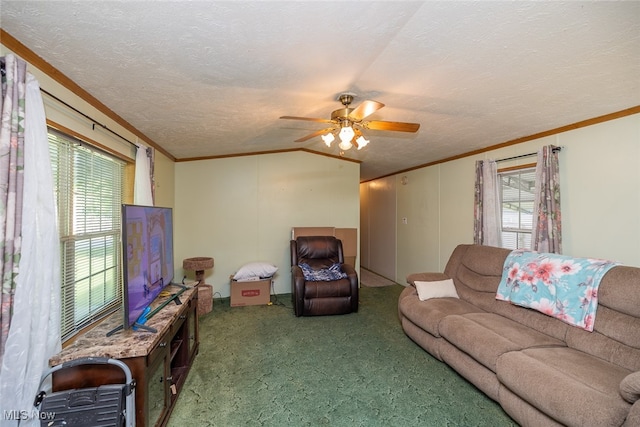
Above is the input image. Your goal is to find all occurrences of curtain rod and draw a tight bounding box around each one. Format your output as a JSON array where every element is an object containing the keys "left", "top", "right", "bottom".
[
  {"left": 40, "top": 88, "right": 137, "bottom": 149},
  {"left": 496, "top": 146, "right": 562, "bottom": 163}
]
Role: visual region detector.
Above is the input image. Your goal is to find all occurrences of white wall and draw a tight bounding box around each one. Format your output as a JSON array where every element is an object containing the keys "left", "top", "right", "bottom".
[
  {"left": 362, "top": 113, "right": 640, "bottom": 284},
  {"left": 396, "top": 166, "right": 442, "bottom": 275},
  {"left": 174, "top": 151, "right": 360, "bottom": 297},
  {"left": 153, "top": 152, "right": 175, "bottom": 209},
  {"left": 363, "top": 176, "right": 397, "bottom": 279},
  {"left": 558, "top": 117, "right": 640, "bottom": 261},
  {"left": 359, "top": 184, "right": 371, "bottom": 269}
]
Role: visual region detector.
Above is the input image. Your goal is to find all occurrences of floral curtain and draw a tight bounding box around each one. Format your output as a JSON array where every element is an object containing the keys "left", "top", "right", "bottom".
[
  {"left": 473, "top": 159, "right": 502, "bottom": 246},
  {"left": 473, "top": 161, "right": 483, "bottom": 244},
  {"left": 532, "top": 145, "right": 562, "bottom": 253},
  {"left": 0, "top": 54, "right": 61, "bottom": 426},
  {"left": 148, "top": 145, "right": 155, "bottom": 202},
  {"left": 0, "top": 54, "right": 26, "bottom": 363}
]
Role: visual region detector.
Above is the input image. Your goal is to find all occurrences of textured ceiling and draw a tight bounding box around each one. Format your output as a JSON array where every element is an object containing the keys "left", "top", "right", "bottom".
[{"left": 1, "top": 1, "right": 639, "bottom": 181}]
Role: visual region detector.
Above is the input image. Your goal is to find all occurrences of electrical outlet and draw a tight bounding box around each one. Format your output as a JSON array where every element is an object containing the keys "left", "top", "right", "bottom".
[{"left": 402, "top": 217, "right": 408, "bottom": 225}]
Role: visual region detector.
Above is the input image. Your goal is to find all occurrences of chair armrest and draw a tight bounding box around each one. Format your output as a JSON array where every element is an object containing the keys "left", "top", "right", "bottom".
[
  {"left": 341, "top": 263, "right": 359, "bottom": 313},
  {"left": 290, "top": 240, "right": 298, "bottom": 266},
  {"left": 291, "top": 265, "right": 306, "bottom": 316},
  {"left": 342, "top": 263, "right": 357, "bottom": 279},
  {"left": 342, "top": 263, "right": 358, "bottom": 286},
  {"left": 406, "top": 272, "right": 450, "bottom": 287}
]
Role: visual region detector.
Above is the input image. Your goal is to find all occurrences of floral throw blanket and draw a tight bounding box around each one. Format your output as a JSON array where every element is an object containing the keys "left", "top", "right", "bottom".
[
  {"left": 299, "top": 263, "right": 347, "bottom": 281},
  {"left": 496, "top": 250, "right": 619, "bottom": 331}
]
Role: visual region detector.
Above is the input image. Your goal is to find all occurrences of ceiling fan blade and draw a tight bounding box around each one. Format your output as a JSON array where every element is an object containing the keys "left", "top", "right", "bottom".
[
  {"left": 294, "top": 127, "right": 336, "bottom": 143},
  {"left": 348, "top": 100, "right": 385, "bottom": 121},
  {"left": 280, "top": 116, "right": 334, "bottom": 124},
  {"left": 363, "top": 120, "right": 420, "bottom": 132}
]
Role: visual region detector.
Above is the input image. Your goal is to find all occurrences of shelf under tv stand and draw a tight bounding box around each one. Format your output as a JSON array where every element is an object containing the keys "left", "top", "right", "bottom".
[{"left": 49, "top": 284, "right": 200, "bottom": 427}]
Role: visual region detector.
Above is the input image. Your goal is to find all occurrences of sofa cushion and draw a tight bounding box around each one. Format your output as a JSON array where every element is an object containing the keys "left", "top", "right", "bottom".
[
  {"left": 453, "top": 244, "right": 511, "bottom": 280},
  {"left": 564, "top": 310, "right": 640, "bottom": 372},
  {"left": 439, "top": 339, "right": 502, "bottom": 401},
  {"left": 598, "top": 266, "right": 640, "bottom": 318},
  {"left": 498, "top": 385, "right": 565, "bottom": 427},
  {"left": 398, "top": 286, "right": 482, "bottom": 337},
  {"left": 497, "top": 347, "right": 631, "bottom": 427},
  {"left": 439, "top": 313, "right": 565, "bottom": 372},
  {"left": 400, "top": 317, "right": 445, "bottom": 361}
]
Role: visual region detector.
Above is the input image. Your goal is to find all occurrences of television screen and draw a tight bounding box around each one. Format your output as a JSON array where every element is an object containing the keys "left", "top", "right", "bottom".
[{"left": 122, "top": 204, "right": 174, "bottom": 329}]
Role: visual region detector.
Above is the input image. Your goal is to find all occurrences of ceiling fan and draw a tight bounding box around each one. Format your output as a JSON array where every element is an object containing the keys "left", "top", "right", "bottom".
[{"left": 280, "top": 93, "right": 420, "bottom": 151}]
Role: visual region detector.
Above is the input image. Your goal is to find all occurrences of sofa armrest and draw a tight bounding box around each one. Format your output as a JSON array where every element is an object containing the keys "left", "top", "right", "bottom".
[
  {"left": 621, "top": 371, "right": 640, "bottom": 427},
  {"left": 624, "top": 400, "right": 640, "bottom": 427},
  {"left": 406, "top": 272, "right": 450, "bottom": 287},
  {"left": 621, "top": 371, "right": 640, "bottom": 403}
]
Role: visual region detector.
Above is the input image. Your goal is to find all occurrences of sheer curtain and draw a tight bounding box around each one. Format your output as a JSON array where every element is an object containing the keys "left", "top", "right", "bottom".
[
  {"left": 0, "top": 55, "right": 61, "bottom": 426},
  {"left": 134, "top": 143, "right": 154, "bottom": 206},
  {"left": 532, "top": 145, "right": 562, "bottom": 253},
  {"left": 473, "top": 159, "right": 502, "bottom": 247},
  {"left": 0, "top": 54, "right": 26, "bottom": 369}
]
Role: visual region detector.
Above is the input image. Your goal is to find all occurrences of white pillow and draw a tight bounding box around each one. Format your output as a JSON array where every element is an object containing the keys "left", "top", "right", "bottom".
[
  {"left": 414, "top": 279, "right": 459, "bottom": 301},
  {"left": 233, "top": 262, "right": 278, "bottom": 280}
]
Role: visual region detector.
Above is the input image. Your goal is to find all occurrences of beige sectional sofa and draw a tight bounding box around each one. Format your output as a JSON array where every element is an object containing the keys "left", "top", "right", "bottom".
[{"left": 398, "top": 244, "right": 640, "bottom": 427}]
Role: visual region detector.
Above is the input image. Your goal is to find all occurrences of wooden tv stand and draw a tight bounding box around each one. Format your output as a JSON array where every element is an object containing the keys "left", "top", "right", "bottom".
[{"left": 49, "top": 285, "right": 199, "bottom": 427}]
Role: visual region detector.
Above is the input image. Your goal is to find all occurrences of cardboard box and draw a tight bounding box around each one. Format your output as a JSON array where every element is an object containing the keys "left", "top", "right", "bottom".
[
  {"left": 292, "top": 227, "right": 335, "bottom": 239},
  {"left": 230, "top": 278, "right": 271, "bottom": 307},
  {"left": 335, "top": 228, "right": 357, "bottom": 267},
  {"left": 343, "top": 256, "right": 356, "bottom": 268},
  {"left": 292, "top": 227, "right": 358, "bottom": 268}
]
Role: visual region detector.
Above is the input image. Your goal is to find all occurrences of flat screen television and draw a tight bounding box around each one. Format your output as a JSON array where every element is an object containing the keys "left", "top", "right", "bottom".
[{"left": 121, "top": 204, "right": 174, "bottom": 330}]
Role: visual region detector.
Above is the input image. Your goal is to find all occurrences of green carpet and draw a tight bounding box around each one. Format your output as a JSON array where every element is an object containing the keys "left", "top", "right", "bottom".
[{"left": 168, "top": 285, "right": 517, "bottom": 426}]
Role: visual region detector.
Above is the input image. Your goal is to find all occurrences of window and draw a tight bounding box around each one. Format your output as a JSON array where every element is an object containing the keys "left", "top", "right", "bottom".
[
  {"left": 500, "top": 168, "right": 535, "bottom": 250},
  {"left": 48, "top": 129, "right": 125, "bottom": 341}
]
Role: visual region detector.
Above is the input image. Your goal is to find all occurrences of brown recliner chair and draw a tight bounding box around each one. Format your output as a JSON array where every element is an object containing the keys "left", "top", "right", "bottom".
[{"left": 290, "top": 236, "right": 359, "bottom": 317}]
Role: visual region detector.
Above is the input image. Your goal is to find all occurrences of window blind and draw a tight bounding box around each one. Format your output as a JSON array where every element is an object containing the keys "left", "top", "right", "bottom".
[
  {"left": 500, "top": 168, "right": 536, "bottom": 250},
  {"left": 48, "top": 129, "right": 124, "bottom": 341}
]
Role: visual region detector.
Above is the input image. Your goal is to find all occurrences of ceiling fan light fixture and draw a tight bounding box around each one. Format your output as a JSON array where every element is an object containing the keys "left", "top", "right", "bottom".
[
  {"left": 322, "top": 132, "right": 335, "bottom": 147},
  {"left": 338, "top": 124, "right": 355, "bottom": 150},
  {"left": 280, "top": 93, "right": 419, "bottom": 152},
  {"left": 338, "top": 140, "right": 353, "bottom": 151},
  {"left": 356, "top": 135, "right": 369, "bottom": 150}
]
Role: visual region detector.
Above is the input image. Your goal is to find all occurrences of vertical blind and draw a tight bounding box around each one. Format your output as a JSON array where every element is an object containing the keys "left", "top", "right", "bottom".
[{"left": 48, "top": 129, "right": 125, "bottom": 340}]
